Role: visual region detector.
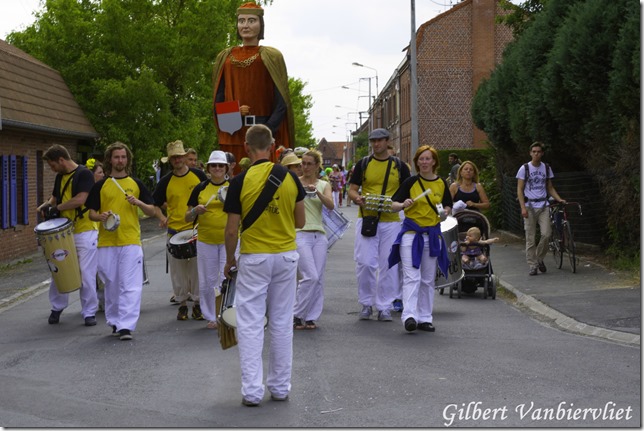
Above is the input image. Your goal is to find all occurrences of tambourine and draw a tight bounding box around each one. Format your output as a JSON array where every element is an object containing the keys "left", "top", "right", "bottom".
[
  {"left": 217, "top": 186, "right": 228, "bottom": 203},
  {"left": 103, "top": 213, "right": 120, "bottom": 231},
  {"left": 364, "top": 194, "right": 393, "bottom": 212}
]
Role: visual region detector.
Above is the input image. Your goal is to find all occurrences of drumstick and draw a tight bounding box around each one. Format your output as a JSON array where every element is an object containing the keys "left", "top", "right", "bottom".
[
  {"left": 205, "top": 194, "right": 216, "bottom": 206},
  {"left": 111, "top": 177, "right": 128, "bottom": 196},
  {"left": 412, "top": 188, "right": 433, "bottom": 201}
]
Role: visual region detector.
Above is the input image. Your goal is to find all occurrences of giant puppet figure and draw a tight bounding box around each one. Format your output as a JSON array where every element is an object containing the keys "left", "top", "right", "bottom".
[{"left": 212, "top": 2, "right": 294, "bottom": 174}]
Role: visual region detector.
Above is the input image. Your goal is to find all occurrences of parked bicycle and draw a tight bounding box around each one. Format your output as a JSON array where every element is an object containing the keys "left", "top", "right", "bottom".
[{"left": 548, "top": 201, "right": 582, "bottom": 273}]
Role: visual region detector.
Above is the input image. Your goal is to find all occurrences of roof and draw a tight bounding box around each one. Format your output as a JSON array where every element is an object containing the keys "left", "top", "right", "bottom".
[
  {"left": 0, "top": 39, "right": 98, "bottom": 138},
  {"left": 317, "top": 138, "right": 346, "bottom": 162}
]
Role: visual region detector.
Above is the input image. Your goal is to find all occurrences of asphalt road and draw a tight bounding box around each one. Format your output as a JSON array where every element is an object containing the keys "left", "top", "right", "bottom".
[{"left": 0, "top": 206, "right": 640, "bottom": 427}]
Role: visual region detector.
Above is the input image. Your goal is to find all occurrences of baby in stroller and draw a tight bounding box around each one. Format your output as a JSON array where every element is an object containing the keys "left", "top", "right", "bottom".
[{"left": 460, "top": 226, "right": 499, "bottom": 269}]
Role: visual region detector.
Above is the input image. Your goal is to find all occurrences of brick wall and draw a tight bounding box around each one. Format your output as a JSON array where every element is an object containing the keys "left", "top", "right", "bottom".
[{"left": 0, "top": 130, "right": 79, "bottom": 261}]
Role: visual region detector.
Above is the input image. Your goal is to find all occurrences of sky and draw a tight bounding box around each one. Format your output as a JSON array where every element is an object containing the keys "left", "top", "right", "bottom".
[{"left": 0, "top": 0, "right": 457, "bottom": 143}]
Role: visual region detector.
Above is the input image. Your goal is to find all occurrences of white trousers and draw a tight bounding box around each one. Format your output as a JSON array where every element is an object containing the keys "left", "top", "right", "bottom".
[
  {"left": 49, "top": 230, "right": 98, "bottom": 318},
  {"left": 523, "top": 206, "right": 551, "bottom": 268},
  {"left": 332, "top": 190, "right": 340, "bottom": 209},
  {"left": 399, "top": 233, "right": 436, "bottom": 324},
  {"left": 294, "top": 231, "right": 328, "bottom": 321},
  {"left": 197, "top": 241, "right": 225, "bottom": 322},
  {"left": 98, "top": 245, "right": 143, "bottom": 332},
  {"left": 236, "top": 251, "right": 299, "bottom": 403},
  {"left": 167, "top": 248, "right": 199, "bottom": 303},
  {"left": 354, "top": 219, "right": 400, "bottom": 311}
]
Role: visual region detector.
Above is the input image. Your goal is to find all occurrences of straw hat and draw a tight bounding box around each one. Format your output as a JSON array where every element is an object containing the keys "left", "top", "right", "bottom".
[
  {"left": 161, "top": 140, "right": 187, "bottom": 163},
  {"left": 280, "top": 153, "right": 301, "bottom": 167}
]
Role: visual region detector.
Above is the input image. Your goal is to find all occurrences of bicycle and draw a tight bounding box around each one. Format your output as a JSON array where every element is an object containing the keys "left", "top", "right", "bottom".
[{"left": 548, "top": 201, "right": 582, "bottom": 273}]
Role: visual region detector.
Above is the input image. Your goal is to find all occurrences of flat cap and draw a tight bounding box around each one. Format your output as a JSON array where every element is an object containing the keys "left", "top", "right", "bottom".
[{"left": 368, "top": 128, "right": 390, "bottom": 140}]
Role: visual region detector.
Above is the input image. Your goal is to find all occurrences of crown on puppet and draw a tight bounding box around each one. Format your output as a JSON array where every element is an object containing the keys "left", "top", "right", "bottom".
[{"left": 237, "top": 2, "right": 264, "bottom": 16}]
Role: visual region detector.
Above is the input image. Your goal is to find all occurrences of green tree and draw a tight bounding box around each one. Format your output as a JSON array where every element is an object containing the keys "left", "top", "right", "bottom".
[{"left": 288, "top": 78, "right": 315, "bottom": 148}]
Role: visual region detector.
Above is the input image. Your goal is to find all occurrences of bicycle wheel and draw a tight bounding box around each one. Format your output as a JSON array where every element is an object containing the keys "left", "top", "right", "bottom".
[
  {"left": 563, "top": 222, "right": 576, "bottom": 273},
  {"left": 550, "top": 223, "right": 563, "bottom": 269}
]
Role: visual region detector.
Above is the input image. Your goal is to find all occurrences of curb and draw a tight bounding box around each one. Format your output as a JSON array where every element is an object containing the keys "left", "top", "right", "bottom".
[{"left": 500, "top": 278, "right": 640, "bottom": 347}]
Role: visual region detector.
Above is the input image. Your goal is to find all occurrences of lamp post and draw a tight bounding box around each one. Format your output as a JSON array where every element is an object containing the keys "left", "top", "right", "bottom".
[{"left": 352, "top": 62, "right": 379, "bottom": 96}]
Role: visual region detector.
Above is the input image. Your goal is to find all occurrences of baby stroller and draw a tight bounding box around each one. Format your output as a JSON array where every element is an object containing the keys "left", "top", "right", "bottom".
[{"left": 451, "top": 209, "right": 496, "bottom": 299}]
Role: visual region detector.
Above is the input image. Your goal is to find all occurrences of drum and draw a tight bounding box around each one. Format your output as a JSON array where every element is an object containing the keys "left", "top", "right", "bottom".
[
  {"left": 219, "top": 267, "right": 267, "bottom": 329},
  {"left": 103, "top": 213, "right": 120, "bottom": 231},
  {"left": 167, "top": 230, "right": 197, "bottom": 259},
  {"left": 435, "top": 216, "right": 464, "bottom": 290},
  {"left": 322, "top": 206, "right": 351, "bottom": 250},
  {"left": 34, "top": 218, "right": 81, "bottom": 294}
]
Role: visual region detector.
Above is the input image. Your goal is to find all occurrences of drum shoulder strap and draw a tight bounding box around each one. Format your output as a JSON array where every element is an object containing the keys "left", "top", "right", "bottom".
[{"left": 241, "top": 164, "right": 288, "bottom": 232}]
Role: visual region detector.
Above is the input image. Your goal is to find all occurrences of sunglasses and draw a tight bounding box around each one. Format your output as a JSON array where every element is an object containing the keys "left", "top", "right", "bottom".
[{"left": 209, "top": 163, "right": 227, "bottom": 168}]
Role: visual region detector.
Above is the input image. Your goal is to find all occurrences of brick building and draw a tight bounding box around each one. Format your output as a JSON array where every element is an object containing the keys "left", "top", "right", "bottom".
[
  {"left": 368, "top": 0, "right": 513, "bottom": 164},
  {"left": 317, "top": 138, "right": 349, "bottom": 169},
  {"left": 0, "top": 40, "right": 98, "bottom": 262}
]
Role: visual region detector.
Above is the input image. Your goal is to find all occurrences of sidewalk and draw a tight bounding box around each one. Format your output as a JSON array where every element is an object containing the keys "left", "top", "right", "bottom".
[{"left": 0, "top": 210, "right": 640, "bottom": 346}]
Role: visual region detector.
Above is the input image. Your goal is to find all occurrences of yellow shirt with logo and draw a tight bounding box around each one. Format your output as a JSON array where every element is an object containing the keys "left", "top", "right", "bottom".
[
  {"left": 392, "top": 175, "right": 452, "bottom": 228},
  {"left": 153, "top": 168, "right": 208, "bottom": 233},
  {"left": 187, "top": 180, "right": 228, "bottom": 245}
]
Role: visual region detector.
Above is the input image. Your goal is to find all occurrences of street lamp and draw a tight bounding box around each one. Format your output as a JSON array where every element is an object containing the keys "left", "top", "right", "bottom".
[{"left": 352, "top": 62, "right": 379, "bottom": 96}]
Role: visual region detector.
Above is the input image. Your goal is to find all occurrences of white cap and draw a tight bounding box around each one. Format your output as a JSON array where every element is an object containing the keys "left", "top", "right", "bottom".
[{"left": 207, "top": 150, "right": 228, "bottom": 165}]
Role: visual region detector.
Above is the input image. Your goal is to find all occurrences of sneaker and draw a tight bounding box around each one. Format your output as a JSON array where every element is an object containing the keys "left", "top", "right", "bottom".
[
  {"left": 404, "top": 317, "right": 417, "bottom": 332},
  {"left": 192, "top": 303, "right": 204, "bottom": 320},
  {"left": 242, "top": 398, "right": 260, "bottom": 407},
  {"left": 293, "top": 317, "right": 305, "bottom": 330},
  {"left": 392, "top": 299, "right": 403, "bottom": 312},
  {"left": 417, "top": 322, "right": 435, "bottom": 332},
  {"left": 359, "top": 305, "right": 373, "bottom": 320},
  {"left": 170, "top": 295, "right": 177, "bottom": 304},
  {"left": 529, "top": 267, "right": 538, "bottom": 276},
  {"left": 177, "top": 305, "right": 189, "bottom": 321},
  {"left": 271, "top": 393, "right": 289, "bottom": 401},
  {"left": 111, "top": 325, "right": 119, "bottom": 336},
  {"left": 119, "top": 329, "right": 133, "bottom": 341},
  {"left": 538, "top": 260, "right": 547, "bottom": 273},
  {"left": 48, "top": 309, "right": 62, "bottom": 324},
  {"left": 378, "top": 310, "right": 393, "bottom": 322},
  {"left": 84, "top": 316, "right": 97, "bottom": 327}
]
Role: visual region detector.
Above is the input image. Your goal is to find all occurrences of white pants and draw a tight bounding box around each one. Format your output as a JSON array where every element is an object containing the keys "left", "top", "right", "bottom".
[
  {"left": 49, "top": 230, "right": 98, "bottom": 318},
  {"left": 524, "top": 206, "right": 551, "bottom": 268},
  {"left": 236, "top": 251, "right": 299, "bottom": 403},
  {"left": 197, "top": 241, "right": 225, "bottom": 322},
  {"left": 98, "top": 245, "right": 143, "bottom": 332},
  {"left": 399, "top": 233, "right": 436, "bottom": 324},
  {"left": 294, "top": 231, "right": 328, "bottom": 321},
  {"left": 332, "top": 190, "right": 340, "bottom": 209},
  {"left": 167, "top": 247, "right": 199, "bottom": 303},
  {"left": 354, "top": 219, "right": 400, "bottom": 311}
]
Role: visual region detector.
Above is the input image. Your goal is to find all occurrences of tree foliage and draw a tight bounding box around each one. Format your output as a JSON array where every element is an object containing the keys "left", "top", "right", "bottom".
[
  {"left": 472, "top": 0, "right": 640, "bottom": 258},
  {"left": 7, "top": 0, "right": 314, "bottom": 180}
]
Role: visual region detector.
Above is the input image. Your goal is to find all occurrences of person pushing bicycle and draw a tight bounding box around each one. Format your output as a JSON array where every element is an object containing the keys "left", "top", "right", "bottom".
[{"left": 516, "top": 142, "right": 566, "bottom": 276}]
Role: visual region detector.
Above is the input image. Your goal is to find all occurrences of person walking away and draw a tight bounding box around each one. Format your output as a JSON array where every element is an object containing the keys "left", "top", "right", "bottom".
[
  {"left": 516, "top": 141, "right": 566, "bottom": 276},
  {"left": 86, "top": 142, "right": 158, "bottom": 340},
  {"left": 223, "top": 124, "right": 305, "bottom": 407},
  {"left": 154, "top": 140, "right": 208, "bottom": 321},
  {"left": 347, "top": 128, "right": 411, "bottom": 322},
  {"left": 447, "top": 153, "right": 460, "bottom": 185},
  {"left": 388, "top": 145, "right": 452, "bottom": 333},
  {"left": 293, "top": 150, "right": 334, "bottom": 330},
  {"left": 213, "top": 2, "right": 294, "bottom": 174},
  {"left": 37, "top": 145, "right": 99, "bottom": 326},
  {"left": 186, "top": 151, "right": 230, "bottom": 329}
]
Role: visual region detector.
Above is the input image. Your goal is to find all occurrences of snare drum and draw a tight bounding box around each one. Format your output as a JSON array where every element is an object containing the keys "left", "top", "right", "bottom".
[
  {"left": 219, "top": 267, "right": 268, "bottom": 328},
  {"left": 103, "top": 213, "right": 120, "bottom": 231},
  {"left": 34, "top": 218, "right": 81, "bottom": 294},
  {"left": 167, "top": 230, "right": 197, "bottom": 259},
  {"left": 435, "top": 216, "right": 464, "bottom": 290},
  {"left": 322, "top": 207, "right": 351, "bottom": 250}
]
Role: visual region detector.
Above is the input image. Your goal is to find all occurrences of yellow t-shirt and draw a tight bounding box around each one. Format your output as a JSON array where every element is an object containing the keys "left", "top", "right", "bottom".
[
  {"left": 153, "top": 168, "right": 208, "bottom": 233},
  {"left": 392, "top": 175, "right": 452, "bottom": 228},
  {"left": 187, "top": 180, "right": 228, "bottom": 245},
  {"left": 53, "top": 167, "right": 97, "bottom": 234},
  {"left": 224, "top": 161, "right": 305, "bottom": 254},
  {"left": 85, "top": 176, "right": 154, "bottom": 247}
]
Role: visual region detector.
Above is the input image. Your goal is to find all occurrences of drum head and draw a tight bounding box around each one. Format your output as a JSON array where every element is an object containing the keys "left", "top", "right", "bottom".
[
  {"left": 221, "top": 308, "right": 267, "bottom": 329},
  {"left": 34, "top": 217, "right": 71, "bottom": 233},
  {"left": 103, "top": 214, "right": 120, "bottom": 231},
  {"left": 169, "top": 230, "right": 197, "bottom": 245}
]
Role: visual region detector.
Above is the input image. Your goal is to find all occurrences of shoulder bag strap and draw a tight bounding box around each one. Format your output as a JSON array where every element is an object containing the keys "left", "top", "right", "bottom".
[
  {"left": 416, "top": 177, "right": 439, "bottom": 216},
  {"left": 241, "top": 164, "right": 288, "bottom": 232}
]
